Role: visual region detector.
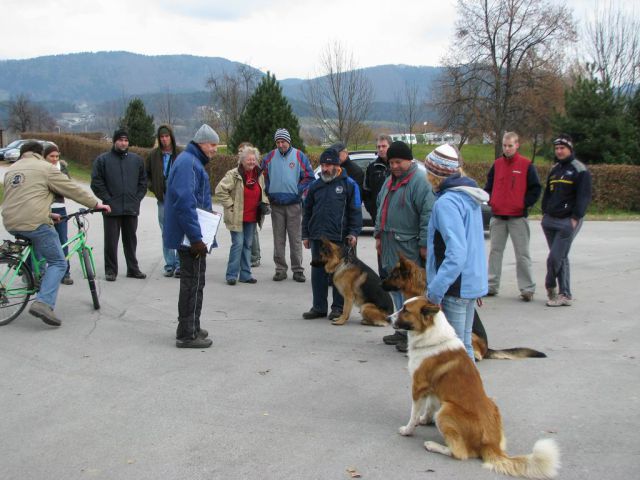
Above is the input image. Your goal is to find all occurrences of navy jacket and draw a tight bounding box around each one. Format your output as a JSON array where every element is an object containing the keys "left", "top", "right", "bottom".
[
  {"left": 302, "top": 168, "right": 362, "bottom": 242},
  {"left": 163, "top": 142, "right": 213, "bottom": 249},
  {"left": 541, "top": 156, "right": 592, "bottom": 219}
]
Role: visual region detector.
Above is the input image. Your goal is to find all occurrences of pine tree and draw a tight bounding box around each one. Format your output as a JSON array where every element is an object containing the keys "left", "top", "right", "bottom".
[
  {"left": 553, "top": 77, "right": 639, "bottom": 164},
  {"left": 228, "top": 72, "right": 304, "bottom": 154},
  {"left": 120, "top": 98, "right": 155, "bottom": 148}
]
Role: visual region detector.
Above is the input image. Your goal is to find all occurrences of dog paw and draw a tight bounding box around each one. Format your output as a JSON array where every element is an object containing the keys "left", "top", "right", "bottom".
[
  {"left": 331, "top": 317, "right": 348, "bottom": 325},
  {"left": 398, "top": 426, "right": 414, "bottom": 436},
  {"left": 419, "top": 414, "right": 433, "bottom": 425},
  {"left": 424, "top": 441, "right": 438, "bottom": 451}
]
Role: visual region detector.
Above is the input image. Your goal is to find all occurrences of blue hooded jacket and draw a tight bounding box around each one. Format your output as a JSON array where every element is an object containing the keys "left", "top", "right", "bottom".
[
  {"left": 163, "top": 142, "right": 213, "bottom": 249},
  {"left": 426, "top": 174, "right": 489, "bottom": 304}
]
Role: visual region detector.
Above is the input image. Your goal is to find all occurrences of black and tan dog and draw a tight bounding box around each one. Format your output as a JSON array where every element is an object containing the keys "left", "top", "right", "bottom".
[
  {"left": 390, "top": 296, "right": 560, "bottom": 479},
  {"left": 382, "top": 255, "right": 546, "bottom": 361},
  {"left": 311, "top": 238, "right": 394, "bottom": 326}
]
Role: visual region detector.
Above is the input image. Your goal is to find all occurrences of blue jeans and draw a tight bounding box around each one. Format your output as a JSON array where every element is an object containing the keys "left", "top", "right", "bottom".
[
  {"left": 52, "top": 206, "right": 71, "bottom": 277},
  {"left": 226, "top": 222, "right": 256, "bottom": 281},
  {"left": 310, "top": 240, "right": 344, "bottom": 314},
  {"left": 11, "top": 224, "right": 66, "bottom": 308},
  {"left": 157, "top": 200, "right": 178, "bottom": 272},
  {"left": 442, "top": 296, "right": 475, "bottom": 361}
]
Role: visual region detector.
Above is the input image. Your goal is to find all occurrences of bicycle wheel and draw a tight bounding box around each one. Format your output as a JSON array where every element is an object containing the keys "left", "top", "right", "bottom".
[
  {"left": 0, "top": 255, "right": 35, "bottom": 325},
  {"left": 81, "top": 248, "right": 100, "bottom": 310}
]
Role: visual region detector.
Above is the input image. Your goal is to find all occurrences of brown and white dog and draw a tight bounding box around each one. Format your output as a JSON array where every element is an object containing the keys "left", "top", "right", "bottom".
[
  {"left": 382, "top": 255, "right": 547, "bottom": 361},
  {"left": 389, "top": 296, "right": 560, "bottom": 479}
]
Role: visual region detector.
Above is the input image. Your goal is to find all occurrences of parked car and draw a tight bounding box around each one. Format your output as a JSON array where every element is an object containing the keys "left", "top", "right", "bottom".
[
  {"left": 312, "top": 150, "right": 492, "bottom": 230},
  {"left": 1, "top": 139, "right": 58, "bottom": 162}
]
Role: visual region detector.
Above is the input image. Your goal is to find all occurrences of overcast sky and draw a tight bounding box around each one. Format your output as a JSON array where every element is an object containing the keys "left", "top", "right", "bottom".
[{"left": 0, "top": 0, "right": 626, "bottom": 79}]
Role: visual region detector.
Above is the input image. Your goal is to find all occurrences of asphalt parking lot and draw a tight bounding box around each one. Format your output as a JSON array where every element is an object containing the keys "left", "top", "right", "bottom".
[{"left": 1, "top": 188, "right": 639, "bottom": 480}]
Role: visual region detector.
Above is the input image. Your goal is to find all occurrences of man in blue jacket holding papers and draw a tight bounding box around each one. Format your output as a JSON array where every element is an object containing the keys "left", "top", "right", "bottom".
[{"left": 164, "top": 124, "right": 219, "bottom": 348}]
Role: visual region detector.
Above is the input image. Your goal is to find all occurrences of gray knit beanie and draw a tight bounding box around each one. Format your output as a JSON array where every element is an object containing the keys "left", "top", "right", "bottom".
[{"left": 193, "top": 124, "right": 220, "bottom": 144}]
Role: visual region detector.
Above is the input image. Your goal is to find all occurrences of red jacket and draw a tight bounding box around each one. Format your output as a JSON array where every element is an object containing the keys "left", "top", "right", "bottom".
[{"left": 485, "top": 152, "right": 541, "bottom": 217}]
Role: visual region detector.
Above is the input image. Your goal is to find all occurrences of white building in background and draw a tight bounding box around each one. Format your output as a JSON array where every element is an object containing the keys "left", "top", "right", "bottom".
[{"left": 390, "top": 133, "right": 417, "bottom": 144}]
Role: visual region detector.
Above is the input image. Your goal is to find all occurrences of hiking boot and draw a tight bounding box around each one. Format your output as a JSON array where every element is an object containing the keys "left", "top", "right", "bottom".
[
  {"left": 546, "top": 294, "right": 572, "bottom": 307},
  {"left": 520, "top": 291, "right": 534, "bottom": 302},
  {"left": 176, "top": 337, "right": 213, "bottom": 348},
  {"left": 302, "top": 309, "right": 327, "bottom": 320},
  {"left": 61, "top": 276, "right": 74, "bottom": 285},
  {"left": 293, "top": 272, "right": 306, "bottom": 283},
  {"left": 396, "top": 339, "right": 408, "bottom": 353},
  {"left": 328, "top": 309, "right": 343, "bottom": 321},
  {"left": 273, "top": 271, "right": 287, "bottom": 281},
  {"left": 126, "top": 270, "right": 147, "bottom": 279},
  {"left": 163, "top": 269, "right": 174, "bottom": 278},
  {"left": 546, "top": 287, "right": 557, "bottom": 301},
  {"left": 105, "top": 273, "right": 117, "bottom": 282},
  {"left": 28, "top": 301, "right": 62, "bottom": 327},
  {"left": 383, "top": 330, "right": 407, "bottom": 345}
]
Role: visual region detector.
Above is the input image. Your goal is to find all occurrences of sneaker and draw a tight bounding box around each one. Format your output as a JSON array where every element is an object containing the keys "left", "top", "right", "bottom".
[
  {"left": 226, "top": 279, "right": 237, "bottom": 285},
  {"left": 273, "top": 271, "right": 287, "bottom": 281},
  {"left": 61, "top": 276, "right": 74, "bottom": 285},
  {"left": 520, "top": 291, "right": 534, "bottom": 302},
  {"left": 28, "top": 301, "right": 62, "bottom": 327},
  {"left": 546, "top": 294, "right": 572, "bottom": 307},
  {"left": 105, "top": 273, "right": 117, "bottom": 282},
  {"left": 383, "top": 331, "right": 407, "bottom": 345},
  {"left": 176, "top": 337, "right": 213, "bottom": 348},
  {"left": 173, "top": 269, "right": 181, "bottom": 278},
  {"left": 293, "top": 272, "right": 306, "bottom": 283},
  {"left": 126, "top": 271, "right": 147, "bottom": 279},
  {"left": 239, "top": 278, "right": 258, "bottom": 284},
  {"left": 328, "top": 309, "right": 343, "bottom": 321},
  {"left": 546, "top": 287, "right": 557, "bottom": 301},
  {"left": 302, "top": 309, "right": 327, "bottom": 320},
  {"left": 163, "top": 270, "right": 174, "bottom": 278},
  {"left": 486, "top": 289, "right": 498, "bottom": 297},
  {"left": 396, "top": 339, "right": 408, "bottom": 353},
  {"left": 251, "top": 260, "right": 261, "bottom": 267}
]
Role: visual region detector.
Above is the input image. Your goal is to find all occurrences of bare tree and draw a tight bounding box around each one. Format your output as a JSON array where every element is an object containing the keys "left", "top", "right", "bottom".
[
  {"left": 442, "top": 0, "right": 576, "bottom": 157},
  {"left": 206, "top": 64, "right": 260, "bottom": 142},
  {"left": 30, "top": 104, "right": 56, "bottom": 132},
  {"left": 395, "top": 81, "right": 425, "bottom": 153},
  {"left": 303, "top": 41, "right": 373, "bottom": 145},
  {"left": 156, "top": 88, "right": 178, "bottom": 125},
  {"left": 583, "top": 1, "right": 640, "bottom": 97},
  {"left": 8, "top": 94, "right": 33, "bottom": 132}
]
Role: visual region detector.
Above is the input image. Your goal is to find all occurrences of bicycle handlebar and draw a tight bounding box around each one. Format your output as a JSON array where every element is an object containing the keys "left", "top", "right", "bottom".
[{"left": 59, "top": 208, "right": 105, "bottom": 223}]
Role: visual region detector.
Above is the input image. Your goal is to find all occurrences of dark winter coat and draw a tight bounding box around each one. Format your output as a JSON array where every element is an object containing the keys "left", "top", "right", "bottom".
[
  {"left": 341, "top": 157, "right": 364, "bottom": 193},
  {"left": 145, "top": 124, "right": 181, "bottom": 202},
  {"left": 90, "top": 148, "right": 147, "bottom": 216},
  {"left": 541, "top": 155, "right": 592, "bottom": 220},
  {"left": 362, "top": 156, "right": 390, "bottom": 219}
]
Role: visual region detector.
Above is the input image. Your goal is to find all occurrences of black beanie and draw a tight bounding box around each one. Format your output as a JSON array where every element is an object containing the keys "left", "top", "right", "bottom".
[
  {"left": 386, "top": 141, "right": 413, "bottom": 161},
  {"left": 112, "top": 128, "right": 129, "bottom": 143}
]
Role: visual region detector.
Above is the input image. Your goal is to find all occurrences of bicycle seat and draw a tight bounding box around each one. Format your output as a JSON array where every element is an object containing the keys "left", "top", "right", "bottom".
[{"left": 13, "top": 235, "right": 32, "bottom": 245}]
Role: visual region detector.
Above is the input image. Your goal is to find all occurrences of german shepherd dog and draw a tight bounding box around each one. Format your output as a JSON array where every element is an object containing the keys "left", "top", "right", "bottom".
[
  {"left": 382, "top": 255, "right": 546, "bottom": 361},
  {"left": 311, "top": 238, "right": 394, "bottom": 326},
  {"left": 390, "top": 297, "right": 560, "bottom": 479}
]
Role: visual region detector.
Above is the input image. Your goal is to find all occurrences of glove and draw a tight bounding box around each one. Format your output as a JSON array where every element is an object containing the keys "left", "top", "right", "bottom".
[{"left": 189, "top": 240, "right": 208, "bottom": 257}]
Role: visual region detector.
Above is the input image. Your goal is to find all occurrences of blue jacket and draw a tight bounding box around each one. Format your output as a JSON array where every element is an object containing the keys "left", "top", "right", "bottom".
[
  {"left": 261, "top": 147, "right": 314, "bottom": 205},
  {"left": 163, "top": 142, "right": 213, "bottom": 249},
  {"left": 427, "top": 174, "right": 489, "bottom": 303},
  {"left": 302, "top": 168, "right": 362, "bottom": 242}
]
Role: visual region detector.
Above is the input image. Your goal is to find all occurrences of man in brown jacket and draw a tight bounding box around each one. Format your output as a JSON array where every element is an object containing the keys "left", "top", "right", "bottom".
[
  {"left": 2, "top": 141, "right": 110, "bottom": 327},
  {"left": 145, "top": 125, "right": 180, "bottom": 277}
]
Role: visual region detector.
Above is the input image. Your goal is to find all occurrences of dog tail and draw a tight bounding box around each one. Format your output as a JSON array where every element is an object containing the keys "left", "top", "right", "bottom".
[
  {"left": 484, "top": 347, "right": 547, "bottom": 360},
  {"left": 482, "top": 439, "right": 560, "bottom": 479}
]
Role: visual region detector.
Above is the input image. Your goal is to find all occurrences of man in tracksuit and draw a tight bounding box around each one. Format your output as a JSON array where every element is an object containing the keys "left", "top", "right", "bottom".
[
  {"left": 261, "top": 128, "right": 314, "bottom": 283},
  {"left": 541, "top": 134, "right": 592, "bottom": 307},
  {"left": 301, "top": 148, "right": 362, "bottom": 320}
]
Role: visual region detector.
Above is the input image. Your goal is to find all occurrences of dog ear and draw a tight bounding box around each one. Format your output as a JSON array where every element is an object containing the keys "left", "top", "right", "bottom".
[{"left": 420, "top": 303, "right": 440, "bottom": 316}]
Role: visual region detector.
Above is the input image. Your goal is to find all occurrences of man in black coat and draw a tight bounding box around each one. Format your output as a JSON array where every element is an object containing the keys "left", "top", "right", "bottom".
[
  {"left": 330, "top": 142, "right": 364, "bottom": 193},
  {"left": 91, "top": 128, "right": 147, "bottom": 281}
]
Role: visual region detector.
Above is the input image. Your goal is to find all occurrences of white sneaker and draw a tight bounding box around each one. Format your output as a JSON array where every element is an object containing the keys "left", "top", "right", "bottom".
[{"left": 546, "top": 294, "right": 572, "bottom": 307}]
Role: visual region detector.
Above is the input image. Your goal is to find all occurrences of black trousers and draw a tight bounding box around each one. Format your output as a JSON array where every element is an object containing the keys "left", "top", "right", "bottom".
[
  {"left": 176, "top": 249, "right": 207, "bottom": 341},
  {"left": 103, "top": 215, "right": 140, "bottom": 276}
]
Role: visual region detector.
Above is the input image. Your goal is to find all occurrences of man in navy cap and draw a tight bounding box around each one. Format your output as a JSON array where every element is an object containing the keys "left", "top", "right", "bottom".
[{"left": 301, "top": 148, "right": 362, "bottom": 320}]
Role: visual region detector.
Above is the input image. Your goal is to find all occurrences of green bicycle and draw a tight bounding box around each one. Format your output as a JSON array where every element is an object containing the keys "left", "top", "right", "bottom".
[{"left": 0, "top": 208, "right": 101, "bottom": 325}]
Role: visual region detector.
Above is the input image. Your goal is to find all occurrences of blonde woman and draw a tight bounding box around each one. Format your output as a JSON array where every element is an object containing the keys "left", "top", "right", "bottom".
[{"left": 215, "top": 147, "right": 269, "bottom": 285}]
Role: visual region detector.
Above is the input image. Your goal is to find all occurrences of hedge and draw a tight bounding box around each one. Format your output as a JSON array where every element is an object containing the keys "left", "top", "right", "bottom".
[{"left": 23, "top": 132, "right": 640, "bottom": 212}]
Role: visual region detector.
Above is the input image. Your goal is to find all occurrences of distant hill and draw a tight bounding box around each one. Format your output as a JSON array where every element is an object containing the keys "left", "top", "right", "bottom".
[{"left": 0, "top": 51, "right": 444, "bottom": 123}]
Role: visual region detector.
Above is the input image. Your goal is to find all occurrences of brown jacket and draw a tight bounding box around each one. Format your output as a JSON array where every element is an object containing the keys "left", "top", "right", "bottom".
[{"left": 2, "top": 153, "right": 98, "bottom": 231}]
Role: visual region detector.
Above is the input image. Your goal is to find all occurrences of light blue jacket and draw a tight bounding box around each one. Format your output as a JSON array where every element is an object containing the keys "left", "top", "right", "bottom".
[{"left": 427, "top": 174, "right": 489, "bottom": 304}]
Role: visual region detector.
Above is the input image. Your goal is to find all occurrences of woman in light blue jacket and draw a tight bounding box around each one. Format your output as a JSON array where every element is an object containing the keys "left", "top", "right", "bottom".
[{"left": 424, "top": 144, "right": 488, "bottom": 360}]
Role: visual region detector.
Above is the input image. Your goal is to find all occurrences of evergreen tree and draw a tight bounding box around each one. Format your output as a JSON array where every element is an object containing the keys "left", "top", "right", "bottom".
[
  {"left": 553, "top": 77, "right": 639, "bottom": 164},
  {"left": 120, "top": 98, "right": 155, "bottom": 148},
  {"left": 228, "top": 72, "right": 304, "bottom": 154}
]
